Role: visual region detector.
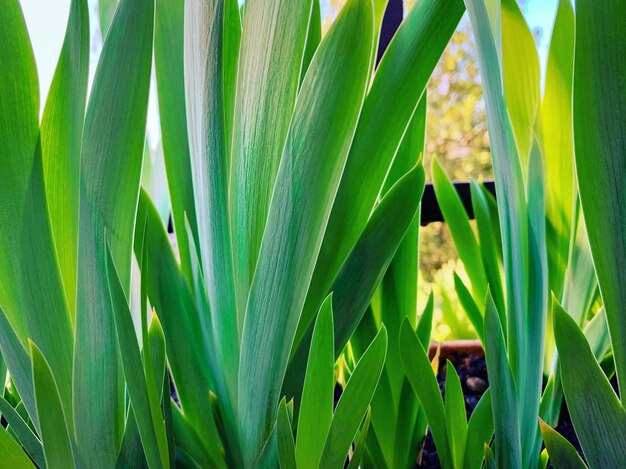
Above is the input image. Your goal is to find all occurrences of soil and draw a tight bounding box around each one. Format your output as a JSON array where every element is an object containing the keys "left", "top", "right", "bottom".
[{"left": 416, "top": 346, "right": 585, "bottom": 468}]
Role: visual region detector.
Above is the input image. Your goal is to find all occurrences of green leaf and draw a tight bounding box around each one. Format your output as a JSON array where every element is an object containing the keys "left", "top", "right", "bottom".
[
  {"left": 98, "top": 0, "right": 117, "bottom": 37},
  {"left": 454, "top": 273, "right": 484, "bottom": 341},
  {"left": 483, "top": 294, "right": 521, "bottom": 469},
  {"left": 300, "top": 0, "right": 321, "bottom": 83},
  {"left": 296, "top": 296, "right": 334, "bottom": 469},
  {"left": 106, "top": 246, "right": 168, "bottom": 469},
  {"left": 400, "top": 319, "right": 452, "bottom": 468},
  {"left": 464, "top": 390, "right": 493, "bottom": 469},
  {"left": 470, "top": 180, "right": 504, "bottom": 318},
  {"left": 154, "top": 0, "right": 198, "bottom": 284},
  {"left": 319, "top": 326, "right": 387, "bottom": 469},
  {"left": 541, "top": 0, "right": 575, "bottom": 295},
  {"left": 238, "top": 0, "right": 374, "bottom": 461},
  {"left": 306, "top": 0, "right": 464, "bottom": 351},
  {"left": 539, "top": 420, "right": 586, "bottom": 469},
  {"left": 72, "top": 0, "right": 154, "bottom": 464},
  {"left": 184, "top": 0, "right": 239, "bottom": 402},
  {"left": 31, "top": 342, "right": 75, "bottom": 469},
  {"left": 445, "top": 362, "right": 467, "bottom": 469},
  {"left": 0, "top": 0, "right": 74, "bottom": 423},
  {"left": 0, "top": 426, "right": 35, "bottom": 468},
  {"left": 432, "top": 159, "right": 487, "bottom": 302},
  {"left": 573, "top": 0, "right": 626, "bottom": 398},
  {"left": 171, "top": 404, "right": 222, "bottom": 469},
  {"left": 0, "top": 308, "right": 36, "bottom": 429},
  {"left": 501, "top": 0, "right": 540, "bottom": 168},
  {"left": 392, "top": 380, "right": 421, "bottom": 469},
  {"left": 347, "top": 409, "right": 371, "bottom": 469},
  {"left": 284, "top": 163, "right": 424, "bottom": 403},
  {"left": 230, "top": 0, "right": 314, "bottom": 319},
  {"left": 40, "top": 0, "right": 89, "bottom": 315},
  {"left": 0, "top": 396, "right": 44, "bottom": 467},
  {"left": 416, "top": 292, "right": 435, "bottom": 347},
  {"left": 553, "top": 301, "right": 626, "bottom": 468},
  {"left": 277, "top": 399, "right": 297, "bottom": 469},
  {"left": 135, "top": 191, "right": 225, "bottom": 466}
]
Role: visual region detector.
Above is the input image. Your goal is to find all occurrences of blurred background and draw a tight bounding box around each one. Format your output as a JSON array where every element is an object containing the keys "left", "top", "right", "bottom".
[{"left": 21, "top": 0, "right": 557, "bottom": 340}]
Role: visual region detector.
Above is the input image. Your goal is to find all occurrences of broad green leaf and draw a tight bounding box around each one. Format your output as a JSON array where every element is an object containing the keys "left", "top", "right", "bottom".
[
  {"left": 135, "top": 191, "right": 225, "bottom": 466},
  {"left": 31, "top": 342, "right": 75, "bottom": 469},
  {"left": 296, "top": 296, "right": 334, "bottom": 469},
  {"left": 238, "top": 0, "right": 374, "bottom": 461},
  {"left": 296, "top": 162, "right": 425, "bottom": 355},
  {"left": 154, "top": 0, "right": 198, "bottom": 285},
  {"left": 230, "top": 0, "right": 314, "bottom": 318},
  {"left": 40, "top": 0, "right": 89, "bottom": 315},
  {"left": 483, "top": 294, "right": 521, "bottom": 469},
  {"left": 465, "top": 0, "right": 529, "bottom": 386},
  {"left": 277, "top": 399, "right": 297, "bottom": 469},
  {"left": 400, "top": 319, "right": 452, "bottom": 468},
  {"left": 432, "top": 159, "right": 487, "bottom": 302},
  {"left": 106, "top": 247, "right": 168, "bottom": 469},
  {"left": 501, "top": 0, "right": 540, "bottom": 168},
  {"left": 0, "top": 426, "right": 35, "bottom": 469},
  {"left": 573, "top": 0, "right": 626, "bottom": 398},
  {"left": 284, "top": 162, "right": 424, "bottom": 402},
  {"left": 347, "top": 410, "right": 371, "bottom": 469},
  {"left": 319, "top": 326, "right": 387, "bottom": 469},
  {"left": 539, "top": 420, "right": 586, "bottom": 469},
  {"left": 541, "top": 0, "right": 575, "bottom": 295},
  {"left": 0, "top": 396, "right": 44, "bottom": 467},
  {"left": 464, "top": 389, "right": 493, "bottom": 469},
  {"left": 445, "top": 362, "right": 467, "bottom": 469},
  {"left": 553, "top": 301, "right": 626, "bottom": 468},
  {"left": 0, "top": 308, "right": 36, "bottom": 429},
  {"left": 380, "top": 97, "right": 427, "bottom": 401},
  {"left": 222, "top": 0, "right": 241, "bottom": 166},
  {"left": 148, "top": 314, "right": 167, "bottom": 401},
  {"left": 0, "top": 0, "right": 74, "bottom": 421},
  {"left": 305, "top": 0, "right": 464, "bottom": 348},
  {"left": 184, "top": 0, "right": 239, "bottom": 401},
  {"left": 72, "top": 0, "right": 154, "bottom": 463},
  {"left": 483, "top": 444, "right": 496, "bottom": 469}
]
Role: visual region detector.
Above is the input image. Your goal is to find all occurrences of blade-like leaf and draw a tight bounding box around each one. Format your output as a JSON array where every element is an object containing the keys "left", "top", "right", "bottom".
[
  {"left": 445, "top": 362, "right": 467, "bottom": 469},
  {"left": 347, "top": 409, "right": 371, "bottom": 469},
  {"left": 304, "top": 0, "right": 464, "bottom": 349},
  {"left": 106, "top": 246, "right": 168, "bottom": 469},
  {"left": 72, "top": 0, "right": 154, "bottom": 463},
  {"left": 432, "top": 159, "right": 487, "bottom": 302},
  {"left": 31, "top": 342, "right": 75, "bottom": 469},
  {"left": 184, "top": 0, "right": 239, "bottom": 401},
  {"left": 319, "top": 326, "right": 387, "bottom": 469},
  {"left": 539, "top": 420, "right": 586, "bottom": 469},
  {"left": 40, "top": 0, "right": 89, "bottom": 314},
  {"left": 154, "top": 0, "right": 198, "bottom": 284},
  {"left": 277, "top": 399, "right": 297, "bottom": 469},
  {"left": 0, "top": 0, "right": 74, "bottom": 422},
  {"left": 230, "top": 0, "right": 314, "bottom": 317},
  {"left": 400, "top": 319, "right": 452, "bottom": 468},
  {"left": 573, "top": 0, "right": 626, "bottom": 398},
  {"left": 238, "top": 0, "right": 374, "bottom": 461},
  {"left": 483, "top": 294, "right": 521, "bottom": 469},
  {"left": 296, "top": 295, "right": 334, "bottom": 469},
  {"left": 135, "top": 191, "right": 225, "bottom": 465},
  {"left": 553, "top": 301, "right": 626, "bottom": 468}
]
